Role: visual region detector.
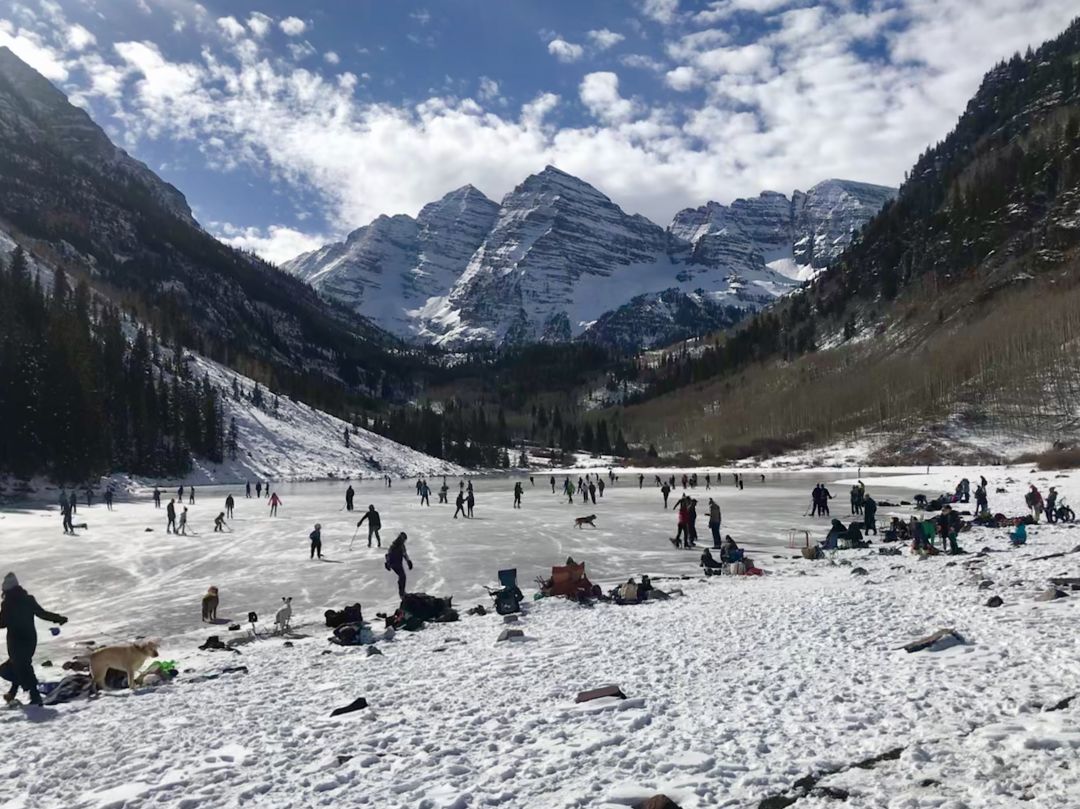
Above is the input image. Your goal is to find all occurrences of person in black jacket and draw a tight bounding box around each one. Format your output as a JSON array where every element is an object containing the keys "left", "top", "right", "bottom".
[
  {"left": 357, "top": 505, "right": 382, "bottom": 547},
  {"left": 385, "top": 533, "right": 413, "bottom": 598},
  {"left": 1, "top": 573, "right": 67, "bottom": 707}
]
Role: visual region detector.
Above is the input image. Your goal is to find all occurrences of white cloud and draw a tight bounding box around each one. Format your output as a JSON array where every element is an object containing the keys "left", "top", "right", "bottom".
[
  {"left": 213, "top": 223, "right": 327, "bottom": 265},
  {"left": 323, "top": 50, "right": 340, "bottom": 65},
  {"left": 246, "top": 12, "right": 273, "bottom": 39},
  {"left": 620, "top": 53, "right": 666, "bottom": 71},
  {"left": 410, "top": 10, "right": 432, "bottom": 26},
  {"left": 588, "top": 29, "right": 625, "bottom": 50},
  {"left": 641, "top": 0, "right": 680, "bottom": 24},
  {"left": 287, "top": 41, "right": 316, "bottom": 61},
  {"left": 665, "top": 65, "right": 699, "bottom": 91},
  {"left": 279, "top": 16, "right": 306, "bottom": 36},
  {"left": 579, "top": 71, "right": 639, "bottom": 124},
  {"left": 478, "top": 76, "right": 500, "bottom": 102},
  {"left": 695, "top": 43, "right": 773, "bottom": 76},
  {"left": 216, "top": 16, "right": 245, "bottom": 41},
  {"left": 0, "top": 23, "right": 69, "bottom": 80},
  {"left": 66, "top": 23, "right": 95, "bottom": 51},
  {"left": 547, "top": 38, "right": 584, "bottom": 63}
]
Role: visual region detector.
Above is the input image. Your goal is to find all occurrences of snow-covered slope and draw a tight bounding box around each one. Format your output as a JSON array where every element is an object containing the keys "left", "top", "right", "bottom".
[
  {"left": 285, "top": 169, "right": 895, "bottom": 350},
  {"left": 179, "top": 353, "right": 462, "bottom": 484},
  {"left": 284, "top": 186, "right": 498, "bottom": 339}
]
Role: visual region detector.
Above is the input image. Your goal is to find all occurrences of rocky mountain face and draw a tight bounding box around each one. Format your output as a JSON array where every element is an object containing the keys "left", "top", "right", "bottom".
[
  {"left": 289, "top": 167, "right": 894, "bottom": 350},
  {"left": 0, "top": 47, "right": 414, "bottom": 412}
]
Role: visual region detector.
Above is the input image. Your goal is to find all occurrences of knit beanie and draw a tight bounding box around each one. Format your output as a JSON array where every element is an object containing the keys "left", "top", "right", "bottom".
[{"left": 1, "top": 572, "right": 18, "bottom": 592}]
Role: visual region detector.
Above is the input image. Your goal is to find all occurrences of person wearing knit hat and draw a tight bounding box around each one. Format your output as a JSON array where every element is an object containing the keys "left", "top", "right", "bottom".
[{"left": 0, "top": 573, "right": 67, "bottom": 707}]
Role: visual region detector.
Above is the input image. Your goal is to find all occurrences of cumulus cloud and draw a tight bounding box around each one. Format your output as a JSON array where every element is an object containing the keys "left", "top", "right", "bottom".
[
  {"left": 323, "top": 50, "right": 340, "bottom": 65},
  {"left": 641, "top": 0, "right": 680, "bottom": 24},
  {"left": 66, "top": 23, "right": 95, "bottom": 51},
  {"left": 212, "top": 223, "right": 327, "bottom": 265},
  {"left": 579, "top": 72, "right": 639, "bottom": 124},
  {"left": 279, "top": 16, "right": 305, "bottom": 36},
  {"left": 246, "top": 12, "right": 273, "bottom": 39},
  {"left": 620, "top": 53, "right": 666, "bottom": 71},
  {"left": 547, "top": 38, "right": 584, "bottom": 63},
  {"left": 0, "top": 22, "right": 69, "bottom": 80},
  {"left": 665, "top": 65, "right": 698, "bottom": 91},
  {"left": 477, "top": 76, "right": 500, "bottom": 102},
  {"left": 588, "top": 29, "right": 625, "bottom": 50},
  {"left": 216, "top": 17, "right": 246, "bottom": 41}
]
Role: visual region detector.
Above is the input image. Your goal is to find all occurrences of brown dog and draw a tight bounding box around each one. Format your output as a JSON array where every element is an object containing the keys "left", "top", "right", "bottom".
[
  {"left": 89, "top": 639, "right": 160, "bottom": 691},
  {"left": 574, "top": 515, "right": 597, "bottom": 528},
  {"left": 202, "top": 586, "right": 219, "bottom": 622}
]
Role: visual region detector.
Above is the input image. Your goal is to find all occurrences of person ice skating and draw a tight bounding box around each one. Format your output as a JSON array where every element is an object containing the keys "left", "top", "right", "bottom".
[
  {"left": 214, "top": 512, "right": 226, "bottom": 533},
  {"left": 189, "top": 486, "right": 196, "bottom": 505},
  {"left": 454, "top": 491, "right": 466, "bottom": 518},
  {"left": 420, "top": 480, "right": 431, "bottom": 507},
  {"left": 705, "top": 473, "right": 711, "bottom": 490},
  {"left": 638, "top": 473, "right": 644, "bottom": 489},
  {"left": 385, "top": 533, "right": 413, "bottom": 598},
  {"left": 166, "top": 499, "right": 177, "bottom": 534},
  {"left": 178, "top": 485, "right": 184, "bottom": 501},
  {"left": 550, "top": 475, "right": 557, "bottom": 494},
  {"left": 588, "top": 481, "right": 597, "bottom": 505},
  {"left": 255, "top": 482, "right": 262, "bottom": 498},
  {"left": 513, "top": 481, "right": 523, "bottom": 509},
  {"left": 530, "top": 476, "right": 535, "bottom": 486},
  {"left": 61, "top": 497, "right": 74, "bottom": 535},
  {"left": 673, "top": 494, "right": 691, "bottom": 547},
  {"left": 309, "top": 523, "right": 323, "bottom": 560},
  {"left": 345, "top": 485, "right": 355, "bottom": 512},
  {"left": 687, "top": 499, "right": 699, "bottom": 547},
  {"left": 661, "top": 482, "right": 671, "bottom": 508},
  {"left": 1, "top": 573, "right": 67, "bottom": 708},
  {"left": 153, "top": 486, "right": 161, "bottom": 508},
  {"left": 104, "top": 487, "right": 114, "bottom": 511},
  {"left": 467, "top": 489, "right": 475, "bottom": 518},
  {"left": 817, "top": 483, "right": 832, "bottom": 515},
  {"left": 357, "top": 505, "right": 382, "bottom": 547},
  {"left": 85, "top": 487, "right": 93, "bottom": 507},
  {"left": 707, "top": 498, "right": 722, "bottom": 547},
  {"left": 862, "top": 495, "right": 878, "bottom": 535},
  {"left": 69, "top": 491, "right": 77, "bottom": 515},
  {"left": 439, "top": 481, "right": 448, "bottom": 503},
  {"left": 597, "top": 479, "right": 605, "bottom": 498},
  {"left": 225, "top": 494, "right": 235, "bottom": 519},
  {"left": 178, "top": 507, "right": 189, "bottom": 536},
  {"left": 269, "top": 492, "right": 281, "bottom": 517},
  {"left": 563, "top": 477, "right": 575, "bottom": 504},
  {"left": 850, "top": 485, "right": 862, "bottom": 515},
  {"left": 246, "top": 481, "right": 252, "bottom": 499}
]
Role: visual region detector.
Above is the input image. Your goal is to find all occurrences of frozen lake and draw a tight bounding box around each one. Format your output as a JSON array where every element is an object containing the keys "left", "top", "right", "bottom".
[{"left": 2, "top": 471, "right": 890, "bottom": 653}]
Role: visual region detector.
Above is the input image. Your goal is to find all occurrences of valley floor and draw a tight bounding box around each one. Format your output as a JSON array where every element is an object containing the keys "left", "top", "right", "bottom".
[{"left": 1, "top": 468, "right": 1079, "bottom": 808}]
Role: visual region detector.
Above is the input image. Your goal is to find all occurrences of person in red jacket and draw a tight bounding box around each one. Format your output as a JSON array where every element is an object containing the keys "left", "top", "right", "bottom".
[{"left": 269, "top": 492, "right": 282, "bottom": 517}]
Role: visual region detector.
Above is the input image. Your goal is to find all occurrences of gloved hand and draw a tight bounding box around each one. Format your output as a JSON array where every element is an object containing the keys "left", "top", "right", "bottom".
[
  {"left": 57, "top": 616, "right": 68, "bottom": 625},
  {"left": 384, "top": 562, "right": 390, "bottom": 571},
  {"left": 407, "top": 560, "right": 413, "bottom": 570}
]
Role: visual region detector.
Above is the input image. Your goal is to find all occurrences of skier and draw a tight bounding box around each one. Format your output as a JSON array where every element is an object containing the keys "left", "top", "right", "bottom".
[
  {"left": 707, "top": 498, "right": 722, "bottom": 547},
  {"left": 385, "top": 533, "right": 413, "bottom": 598},
  {"left": 345, "top": 485, "right": 355, "bottom": 512},
  {"left": 178, "top": 507, "right": 189, "bottom": 536},
  {"left": 357, "top": 505, "right": 382, "bottom": 547},
  {"left": 454, "top": 491, "right": 466, "bottom": 519},
  {"left": 166, "top": 499, "right": 177, "bottom": 534},
  {"left": 588, "top": 481, "right": 597, "bottom": 505},
  {"left": 153, "top": 486, "right": 161, "bottom": 508},
  {"left": 467, "top": 489, "right": 475, "bottom": 518},
  {"left": 309, "top": 523, "right": 323, "bottom": 560},
  {"left": 189, "top": 486, "right": 196, "bottom": 505},
  {"left": 513, "top": 481, "right": 523, "bottom": 509},
  {"left": 269, "top": 492, "right": 282, "bottom": 517},
  {"left": 214, "top": 512, "right": 226, "bottom": 533},
  {"left": 104, "top": 487, "right": 114, "bottom": 511},
  {"left": 225, "top": 494, "right": 235, "bottom": 519},
  {"left": 550, "top": 475, "right": 556, "bottom": 494},
  {"left": 255, "top": 482, "right": 262, "bottom": 498},
  {"left": 1, "top": 573, "right": 68, "bottom": 707},
  {"left": 660, "top": 482, "right": 671, "bottom": 509},
  {"left": 245, "top": 481, "right": 252, "bottom": 499}
]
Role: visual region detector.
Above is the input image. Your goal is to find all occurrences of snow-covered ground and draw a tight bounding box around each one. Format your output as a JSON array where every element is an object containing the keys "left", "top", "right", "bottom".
[{"left": 2, "top": 466, "right": 1079, "bottom": 808}]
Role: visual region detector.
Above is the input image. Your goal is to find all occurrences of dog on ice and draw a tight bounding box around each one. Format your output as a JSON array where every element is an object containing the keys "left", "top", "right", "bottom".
[
  {"left": 89, "top": 639, "right": 160, "bottom": 691},
  {"left": 201, "top": 586, "right": 219, "bottom": 622},
  {"left": 274, "top": 597, "right": 293, "bottom": 632},
  {"left": 574, "top": 515, "right": 597, "bottom": 528}
]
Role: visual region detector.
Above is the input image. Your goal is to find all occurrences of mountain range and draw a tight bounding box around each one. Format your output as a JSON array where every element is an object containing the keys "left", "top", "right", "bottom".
[{"left": 285, "top": 169, "right": 895, "bottom": 350}]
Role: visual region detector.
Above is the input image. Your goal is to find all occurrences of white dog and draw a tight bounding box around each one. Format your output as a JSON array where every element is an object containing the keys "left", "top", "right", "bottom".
[
  {"left": 274, "top": 597, "right": 293, "bottom": 632},
  {"left": 89, "top": 639, "right": 160, "bottom": 691}
]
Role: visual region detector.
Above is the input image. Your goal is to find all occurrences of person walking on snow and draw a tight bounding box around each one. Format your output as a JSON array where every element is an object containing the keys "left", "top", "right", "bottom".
[
  {"left": 454, "top": 491, "right": 467, "bottom": 519},
  {"left": 1046, "top": 487, "right": 1059, "bottom": 524},
  {"left": 166, "top": 499, "right": 177, "bottom": 534},
  {"left": 1, "top": 573, "right": 67, "bottom": 707},
  {"left": 357, "top": 505, "right": 382, "bottom": 547},
  {"left": 513, "top": 481, "right": 523, "bottom": 509},
  {"left": 385, "top": 533, "right": 413, "bottom": 598},
  {"left": 862, "top": 495, "right": 878, "bottom": 535},
  {"left": 661, "top": 482, "right": 671, "bottom": 509},
  {"left": 1026, "top": 485, "right": 1043, "bottom": 523},
  {"left": 269, "top": 492, "right": 282, "bottom": 517},
  {"left": 309, "top": 523, "right": 323, "bottom": 560}
]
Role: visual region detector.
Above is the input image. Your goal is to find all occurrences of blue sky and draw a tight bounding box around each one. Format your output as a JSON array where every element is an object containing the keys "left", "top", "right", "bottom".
[{"left": 1, "top": 0, "right": 1076, "bottom": 262}]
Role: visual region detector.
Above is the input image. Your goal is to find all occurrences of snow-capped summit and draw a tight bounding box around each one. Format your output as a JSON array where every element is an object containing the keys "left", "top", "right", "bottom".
[{"left": 286, "top": 167, "right": 896, "bottom": 349}]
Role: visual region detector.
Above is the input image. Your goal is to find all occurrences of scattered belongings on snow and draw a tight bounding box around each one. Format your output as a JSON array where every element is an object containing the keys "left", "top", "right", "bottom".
[
  {"left": 329, "top": 697, "right": 368, "bottom": 718},
  {"left": 903, "top": 629, "right": 966, "bottom": 653},
  {"left": 576, "top": 684, "right": 626, "bottom": 703}
]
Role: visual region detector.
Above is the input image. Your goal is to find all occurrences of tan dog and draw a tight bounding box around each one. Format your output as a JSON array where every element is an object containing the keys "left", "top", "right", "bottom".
[
  {"left": 574, "top": 515, "right": 597, "bottom": 528},
  {"left": 89, "top": 640, "right": 160, "bottom": 691},
  {"left": 202, "top": 586, "right": 219, "bottom": 622}
]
